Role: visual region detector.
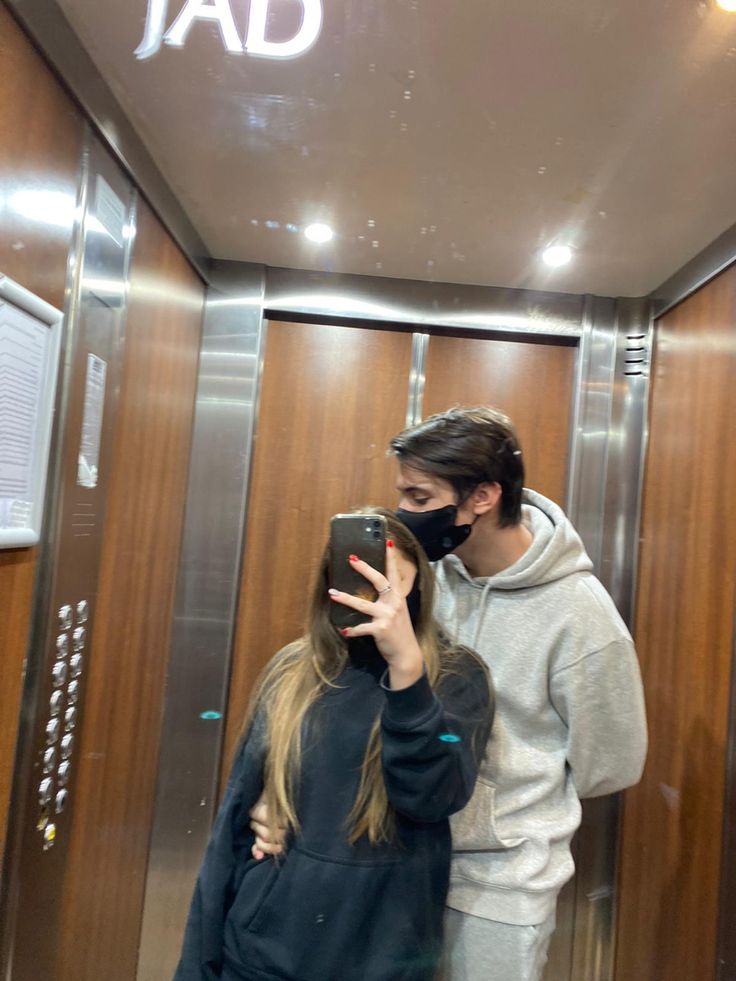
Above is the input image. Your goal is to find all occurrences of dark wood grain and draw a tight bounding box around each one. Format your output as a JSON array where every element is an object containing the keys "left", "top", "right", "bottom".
[
  {"left": 615, "top": 265, "right": 736, "bottom": 981},
  {"left": 222, "top": 321, "right": 414, "bottom": 774},
  {"left": 0, "top": 3, "right": 84, "bottom": 857},
  {"left": 422, "top": 333, "right": 576, "bottom": 506},
  {"left": 54, "top": 195, "right": 204, "bottom": 981}
]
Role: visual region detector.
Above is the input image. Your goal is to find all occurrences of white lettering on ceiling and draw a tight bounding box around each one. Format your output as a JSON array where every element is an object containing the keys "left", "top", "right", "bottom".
[{"left": 135, "top": 0, "right": 323, "bottom": 60}]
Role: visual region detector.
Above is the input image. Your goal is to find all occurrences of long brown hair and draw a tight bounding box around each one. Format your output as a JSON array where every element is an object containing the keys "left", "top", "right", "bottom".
[{"left": 239, "top": 507, "right": 480, "bottom": 845}]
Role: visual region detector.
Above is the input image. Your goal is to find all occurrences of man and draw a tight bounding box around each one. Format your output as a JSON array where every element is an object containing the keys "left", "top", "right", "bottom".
[
  {"left": 390, "top": 406, "right": 647, "bottom": 981},
  {"left": 251, "top": 405, "right": 647, "bottom": 981}
]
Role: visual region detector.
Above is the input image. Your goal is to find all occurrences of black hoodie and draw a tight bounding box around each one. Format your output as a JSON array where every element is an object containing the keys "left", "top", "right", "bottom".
[{"left": 174, "top": 643, "right": 493, "bottom": 981}]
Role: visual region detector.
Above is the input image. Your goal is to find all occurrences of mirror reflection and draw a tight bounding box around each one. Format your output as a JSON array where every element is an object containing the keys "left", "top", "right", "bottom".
[{"left": 1, "top": 2, "right": 735, "bottom": 981}]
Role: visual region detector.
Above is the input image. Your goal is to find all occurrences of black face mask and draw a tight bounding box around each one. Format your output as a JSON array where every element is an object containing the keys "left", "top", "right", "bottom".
[{"left": 395, "top": 505, "right": 474, "bottom": 562}]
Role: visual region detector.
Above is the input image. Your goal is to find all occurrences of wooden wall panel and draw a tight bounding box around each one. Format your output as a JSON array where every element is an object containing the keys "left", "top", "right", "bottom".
[
  {"left": 0, "top": 3, "right": 84, "bottom": 857},
  {"left": 223, "top": 322, "right": 414, "bottom": 772},
  {"left": 615, "top": 266, "right": 736, "bottom": 981},
  {"left": 422, "top": 333, "right": 576, "bottom": 506},
  {"left": 55, "top": 196, "right": 204, "bottom": 981}
]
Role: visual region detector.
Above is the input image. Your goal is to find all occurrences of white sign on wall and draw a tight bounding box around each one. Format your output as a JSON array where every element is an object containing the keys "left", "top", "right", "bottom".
[
  {"left": 135, "top": 0, "right": 323, "bottom": 60},
  {"left": 0, "top": 276, "right": 62, "bottom": 548}
]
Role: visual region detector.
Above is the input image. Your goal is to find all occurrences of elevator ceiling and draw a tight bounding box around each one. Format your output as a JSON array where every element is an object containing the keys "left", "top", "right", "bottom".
[{"left": 55, "top": 0, "right": 736, "bottom": 296}]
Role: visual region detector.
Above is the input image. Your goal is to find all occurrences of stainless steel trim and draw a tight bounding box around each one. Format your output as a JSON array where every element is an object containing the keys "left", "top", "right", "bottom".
[
  {"left": 264, "top": 266, "right": 585, "bottom": 338},
  {"left": 0, "top": 128, "right": 91, "bottom": 981},
  {"left": 600, "top": 298, "right": 652, "bottom": 625},
  {"left": 716, "top": 584, "right": 736, "bottom": 981},
  {"left": 406, "top": 332, "right": 428, "bottom": 427},
  {"left": 136, "top": 261, "right": 266, "bottom": 981},
  {"left": 556, "top": 297, "right": 651, "bottom": 981},
  {"left": 4, "top": 0, "right": 209, "bottom": 280},
  {"left": 650, "top": 220, "right": 736, "bottom": 319},
  {"left": 566, "top": 295, "right": 618, "bottom": 571}
]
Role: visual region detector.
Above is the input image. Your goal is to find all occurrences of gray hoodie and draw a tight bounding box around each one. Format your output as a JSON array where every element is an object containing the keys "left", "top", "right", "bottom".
[{"left": 434, "top": 489, "right": 647, "bottom": 926}]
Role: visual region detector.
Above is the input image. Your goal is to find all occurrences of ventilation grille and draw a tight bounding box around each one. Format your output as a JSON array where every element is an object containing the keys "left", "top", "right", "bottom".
[{"left": 623, "top": 332, "right": 649, "bottom": 377}]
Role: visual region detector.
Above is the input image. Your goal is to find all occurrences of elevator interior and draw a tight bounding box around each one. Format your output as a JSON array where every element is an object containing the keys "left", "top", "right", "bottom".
[{"left": 1, "top": 2, "right": 736, "bottom": 980}]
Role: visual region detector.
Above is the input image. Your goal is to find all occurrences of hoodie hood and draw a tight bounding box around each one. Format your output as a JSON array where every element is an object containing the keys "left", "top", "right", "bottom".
[{"left": 439, "top": 488, "right": 593, "bottom": 590}]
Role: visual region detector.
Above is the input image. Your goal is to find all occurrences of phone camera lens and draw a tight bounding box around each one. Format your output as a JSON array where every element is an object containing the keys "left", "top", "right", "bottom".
[{"left": 373, "top": 530, "right": 381, "bottom": 539}]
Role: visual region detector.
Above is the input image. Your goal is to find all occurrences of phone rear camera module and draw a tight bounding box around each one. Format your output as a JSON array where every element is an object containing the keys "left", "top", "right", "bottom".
[{"left": 372, "top": 530, "right": 382, "bottom": 539}]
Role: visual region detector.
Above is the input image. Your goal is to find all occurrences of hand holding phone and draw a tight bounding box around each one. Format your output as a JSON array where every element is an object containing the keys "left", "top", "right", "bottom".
[{"left": 329, "top": 514, "right": 387, "bottom": 628}]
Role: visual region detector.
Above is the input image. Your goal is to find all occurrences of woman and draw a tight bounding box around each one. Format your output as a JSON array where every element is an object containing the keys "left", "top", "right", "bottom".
[{"left": 174, "top": 508, "right": 494, "bottom": 981}]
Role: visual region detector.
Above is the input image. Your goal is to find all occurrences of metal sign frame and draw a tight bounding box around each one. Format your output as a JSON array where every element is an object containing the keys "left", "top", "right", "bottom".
[{"left": 0, "top": 274, "right": 63, "bottom": 548}]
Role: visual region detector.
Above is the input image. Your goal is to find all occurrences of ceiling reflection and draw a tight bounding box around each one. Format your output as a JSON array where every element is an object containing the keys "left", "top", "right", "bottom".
[{"left": 52, "top": 0, "right": 736, "bottom": 296}]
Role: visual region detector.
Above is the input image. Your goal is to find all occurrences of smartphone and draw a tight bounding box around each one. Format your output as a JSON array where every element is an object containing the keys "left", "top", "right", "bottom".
[{"left": 329, "top": 513, "right": 387, "bottom": 628}]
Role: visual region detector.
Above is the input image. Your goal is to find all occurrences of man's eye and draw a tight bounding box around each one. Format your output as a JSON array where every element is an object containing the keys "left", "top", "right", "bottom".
[{"left": 413, "top": 497, "right": 430, "bottom": 506}]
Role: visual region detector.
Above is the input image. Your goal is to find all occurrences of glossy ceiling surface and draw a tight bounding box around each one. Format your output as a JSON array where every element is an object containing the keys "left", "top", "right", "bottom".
[{"left": 56, "top": 0, "right": 736, "bottom": 295}]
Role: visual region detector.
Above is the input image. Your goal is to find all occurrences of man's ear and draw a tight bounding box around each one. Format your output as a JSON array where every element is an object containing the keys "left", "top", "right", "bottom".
[{"left": 470, "top": 482, "right": 502, "bottom": 516}]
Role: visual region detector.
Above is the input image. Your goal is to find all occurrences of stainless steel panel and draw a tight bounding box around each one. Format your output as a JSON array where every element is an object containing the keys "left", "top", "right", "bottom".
[
  {"left": 136, "top": 261, "right": 266, "bottom": 981},
  {"left": 555, "top": 296, "right": 652, "bottom": 981},
  {"left": 600, "top": 298, "right": 652, "bottom": 625},
  {"left": 0, "top": 134, "right": 137, "bottom": 980},
  {"left": 566, "top": 295, "right": 618, "bottom": 567},
  {"left": 406, "top": 332, "right": 428, "bottom": 427},
  {"left": 265, "top": 266, "right": 585, "bottom": 338},
  {"left": 4, "top": 0, "right": 209, "bottom": 279}
]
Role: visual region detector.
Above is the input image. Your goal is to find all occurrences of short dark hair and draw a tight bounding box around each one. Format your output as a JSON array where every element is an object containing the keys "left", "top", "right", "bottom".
[{"left": 389, "top": 406, "right": 525, "bottom": 527}]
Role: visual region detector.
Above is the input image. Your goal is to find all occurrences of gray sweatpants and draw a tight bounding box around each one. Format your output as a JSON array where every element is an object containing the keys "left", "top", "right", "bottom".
[{"left": 440, "top": 907, "right": 557, "bottom": 981}]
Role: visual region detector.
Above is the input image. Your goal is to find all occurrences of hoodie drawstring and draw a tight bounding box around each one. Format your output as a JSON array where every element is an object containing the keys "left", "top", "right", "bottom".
[{"left": 472, "top": 580, "right": 494, "bottom": 649}]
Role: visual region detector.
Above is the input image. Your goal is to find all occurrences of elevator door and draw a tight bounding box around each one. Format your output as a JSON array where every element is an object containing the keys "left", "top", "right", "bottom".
[{"left": 223, "top": 319, "right": 577, "bottom": 791}]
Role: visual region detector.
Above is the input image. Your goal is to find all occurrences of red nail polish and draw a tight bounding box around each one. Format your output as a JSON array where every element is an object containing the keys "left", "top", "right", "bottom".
[
  {"left": 349, "top": 554, "right": 359, "bottom": 562},
  {"left": 387, "top": 539, "right": 394, "bottom": 548},
  {"left": 339, "top": 628, "right": 349, "bottom": 636}
]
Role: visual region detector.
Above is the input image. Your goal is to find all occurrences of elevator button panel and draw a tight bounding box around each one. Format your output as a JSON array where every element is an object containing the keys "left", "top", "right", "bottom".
[{"left": 37, "top": 597, "right": 90, "bottom": 847}]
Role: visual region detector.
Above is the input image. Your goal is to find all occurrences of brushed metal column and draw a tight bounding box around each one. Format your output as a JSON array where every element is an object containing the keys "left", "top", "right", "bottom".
[{"left": 137, "top": 261, "right": 266, "bottom": 981}]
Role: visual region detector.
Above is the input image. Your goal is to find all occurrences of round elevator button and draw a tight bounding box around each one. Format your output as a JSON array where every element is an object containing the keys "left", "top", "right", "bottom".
[
  {"left": 52, "top": 661, "right": 68, "bottom": 688},
  {"left": 49, "top": 690, "right": 63, "bottom": 717},
  {"left": 58, "top": 605, "right": 73, "bottom": 631}
]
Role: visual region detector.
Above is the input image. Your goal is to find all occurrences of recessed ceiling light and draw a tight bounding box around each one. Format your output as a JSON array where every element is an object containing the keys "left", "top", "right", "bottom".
[
  {"left": 542, "top": 244, "right": 573, "bottom": 268},
  {"left": 716, "top": 0, "right": 736, "bottom": 11},
  {"left": 304, "top": 222, "right": 334, "bottom": 243}
]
